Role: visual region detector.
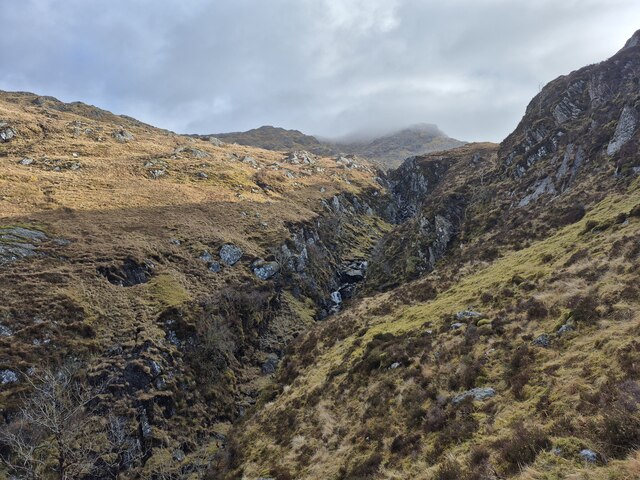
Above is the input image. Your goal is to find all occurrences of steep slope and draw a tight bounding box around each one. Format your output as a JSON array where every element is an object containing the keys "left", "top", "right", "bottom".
[
  {"left": 223, "top": 32, "right": 640, "bottom": 480},
  {"left": 0, "top": 91, "right": 391, "bottom": 478}
]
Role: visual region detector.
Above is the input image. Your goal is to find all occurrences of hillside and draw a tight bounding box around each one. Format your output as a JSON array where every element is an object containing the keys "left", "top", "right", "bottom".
[
  {"left": 201, "top": 126, "right": 336, "bottom": 157},
  {"left": 0, "top": 30, "right": 639, "bottom": 480},
  {"left": 0, "top": 90, "right": 390, "bottom": 478},
  {"left": 221, "top": 31, "right": 640, "bottom": 479},
  {"left": 202, "top": 124, "right": 464, "bottom": 170}
]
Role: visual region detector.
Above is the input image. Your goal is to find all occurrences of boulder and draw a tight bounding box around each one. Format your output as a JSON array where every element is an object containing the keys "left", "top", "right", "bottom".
[
  {"left": 579, "top": 449, "right": 598, "bottom": 463},
  {"left": 112, "top": 128, "right": 134, "bottom": 143},
  {"left": 452, "top": 387, "right": 496, "bottom": 404},
  {"left": 532, "top": 333, "right": 551, "bottom": 348},
  {"left": 455, "top": 310, "right": 483, "bottom": 321},
  {"left": 174, "top": 146, "right": 210, "bottom": 158},
  {"left": 0, "top": 370, "right": 18, "bottom": 385},
  {"left": 18, "top": 158, "right": 34, "bottom": 166},
  {"left": 252, "top": 260, "right": 280, "bottom": 280},
  {"left": 208, "top": 137, "right": 225, "bottom": 147},
  {"left": 0, "top": 122, "right": 16, "bottom": 143},
  {"left": 286, "top": 151, "right": 315, "bottom": 165},
  {"left": 219, "top": 244, "right": 243, "bottom": 266},
  {"left": 208, "top": 262, "right": 222, "bottom": 273}
]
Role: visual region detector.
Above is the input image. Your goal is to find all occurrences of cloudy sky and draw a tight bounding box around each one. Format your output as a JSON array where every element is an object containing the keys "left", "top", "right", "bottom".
[{"left": 2, "top": 0, "right": 639, "bottom": 141}]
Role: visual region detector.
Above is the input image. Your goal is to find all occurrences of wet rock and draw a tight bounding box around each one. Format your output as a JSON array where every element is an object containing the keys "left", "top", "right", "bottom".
[
  {"left": 112, "top": 128, "right": 134, "bottom": 143},
  {"left": 98, "top": 258, "right": 154, "bottom": 286},
  {"left": 607, "top": 105, "right": 638, "bottom": 156},
  {"left": 252, "top": 260, "right": 280, "bottom": 280},
  {"left": 452, "top": 387, "right": 496, "bottom": 404},
  {"left": 579, "top": 449, "right": 598, "bottom": 463},
  {"left": 330, "top": 291, "right": 342, "bottom": 305},
  {"left": 219, "top": 244, "right": 243, "bottom": 266},
  {"left": 0, "top": 370, "right": 18, "bottom": 385},
  {"left": 0, "top": 122, "right": 16, "bottom": 143}
]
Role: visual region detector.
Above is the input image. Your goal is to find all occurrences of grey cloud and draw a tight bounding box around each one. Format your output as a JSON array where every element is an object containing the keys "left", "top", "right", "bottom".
[{"left": 1, "top": 0, "right": 639, "bottom": 141}]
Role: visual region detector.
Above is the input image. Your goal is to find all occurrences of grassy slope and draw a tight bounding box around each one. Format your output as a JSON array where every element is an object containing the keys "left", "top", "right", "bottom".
[
  {"left": 231, "top": 179, "right": 640, "bottom": 479},
  {"left": 0, "top": 91, "right": 385, "bottom": 472}
]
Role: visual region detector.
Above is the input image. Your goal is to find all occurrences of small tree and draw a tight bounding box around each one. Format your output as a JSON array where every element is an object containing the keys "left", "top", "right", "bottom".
[{"left": 0, "top": 364, "right": 141, "bottom": 479}]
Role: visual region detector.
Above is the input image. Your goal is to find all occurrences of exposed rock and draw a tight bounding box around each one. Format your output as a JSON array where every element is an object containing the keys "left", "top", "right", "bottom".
[
  {"left": 579, "top": 449, "right": 598, "bottom": 463},
  {"left": 452, "top": 387, "right": 496, "bottom": 404},
  {"left": 112, "top": 128, "right": 134, "bottom": 143},
  {"left": 285, "top": 151, "right": 315, "bottom": 165},
  {"left": 242, "top": 156, "right": 258, "bottom": 167},
  {"left": 0, "top": 122, "right": 16, "bottom": 142},
  {"left": 0, "top": 227, "right": 48, "bottom": 265},
  {"left": 196, "top": 172, "right": 208, "bottom": 179},
  {"left": 18, "top": 157, "right": 34, "bottom": 166},
  {"left": 252, "top": 260, "right": 280, "bottom": 280},
  {"left": 389, "top": 362, "right": 401, "bottom": 370},
  {"left": 330, "top": 291, "right": 342, "bottom": 305},
  {"left": 0, "top": 325, "right": 12, "bottom": 337},
  {"left": 518, "top": 176, "right": 557, "bottom": 207},
  {"left": 532, "top": 333, "right": 551, "bottom": 348},
  {"left": 172, "top": 449, "right": 186, "bottom": 462},
  {"left": 149, "top": 169, "right": 166, "bottom": 179},
  {"left": 557, "top": 323, "right": 574, "bottom": 336},
  {"left": 208, "top": 137, "right": 225, "bottom": 146},
  {"left": 200, "top": 251, "right": 214, "bottom": 263},
  {"left": 208, "top": 262, "right": 222, "bottom": 273},
  {"left": 98, "top": 258, "right": 154, "bottom": 286},
  {"left": 455, "top": 310, "right": 483, "bottom": 321},
  {"left": 174, "top": 146, "right": 210, "bottom": 158},
  {"left": 0, "top": 370, "right": 18, "bottom": 385},
  {"left": 607, "top": 105, "right": 638, "bottom": 156},
  {"left": 261, "top": 354, "right": 279, "bottom": 374},
  {"left": 450, "top": 322, "right": 465, "bottom": 330},
  {"left": 219, "top": 244, "right": 243, "bottom": 266}
]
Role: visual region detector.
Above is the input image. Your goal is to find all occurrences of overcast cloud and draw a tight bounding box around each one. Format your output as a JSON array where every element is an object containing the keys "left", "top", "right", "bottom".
[{"left": 1, "top": 0, "right": 639, "bottom": 141}]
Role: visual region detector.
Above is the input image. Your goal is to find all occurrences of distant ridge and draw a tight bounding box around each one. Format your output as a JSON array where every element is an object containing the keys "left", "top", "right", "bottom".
[{"left": 199, "top": 123, "right": 465, "bottom": 169}]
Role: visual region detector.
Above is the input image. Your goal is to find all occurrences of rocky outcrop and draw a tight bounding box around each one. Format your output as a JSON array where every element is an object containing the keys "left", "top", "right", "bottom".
[
  {"left": 98, "top": 258, "right": 154, "bottom": 286},
  {"left": 0, "top": 122, "right": 15, "bottom": 142},
  {"left": 112, "top": 128, "right": 134, "bottom": 143},
  {"left": 607, "top": 105, "right": 638, "bottom": 156},
  {"left": 219, "top": 244, "right": 243, "bottom": 266},
  {"left": 0, "top": 227, "right": 48, "bottom": 264}
]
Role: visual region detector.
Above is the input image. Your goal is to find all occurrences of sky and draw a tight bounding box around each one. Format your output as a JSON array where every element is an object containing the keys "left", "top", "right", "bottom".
[{"left": 1, "top": 1, "right": 639, "bottom": 142}]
